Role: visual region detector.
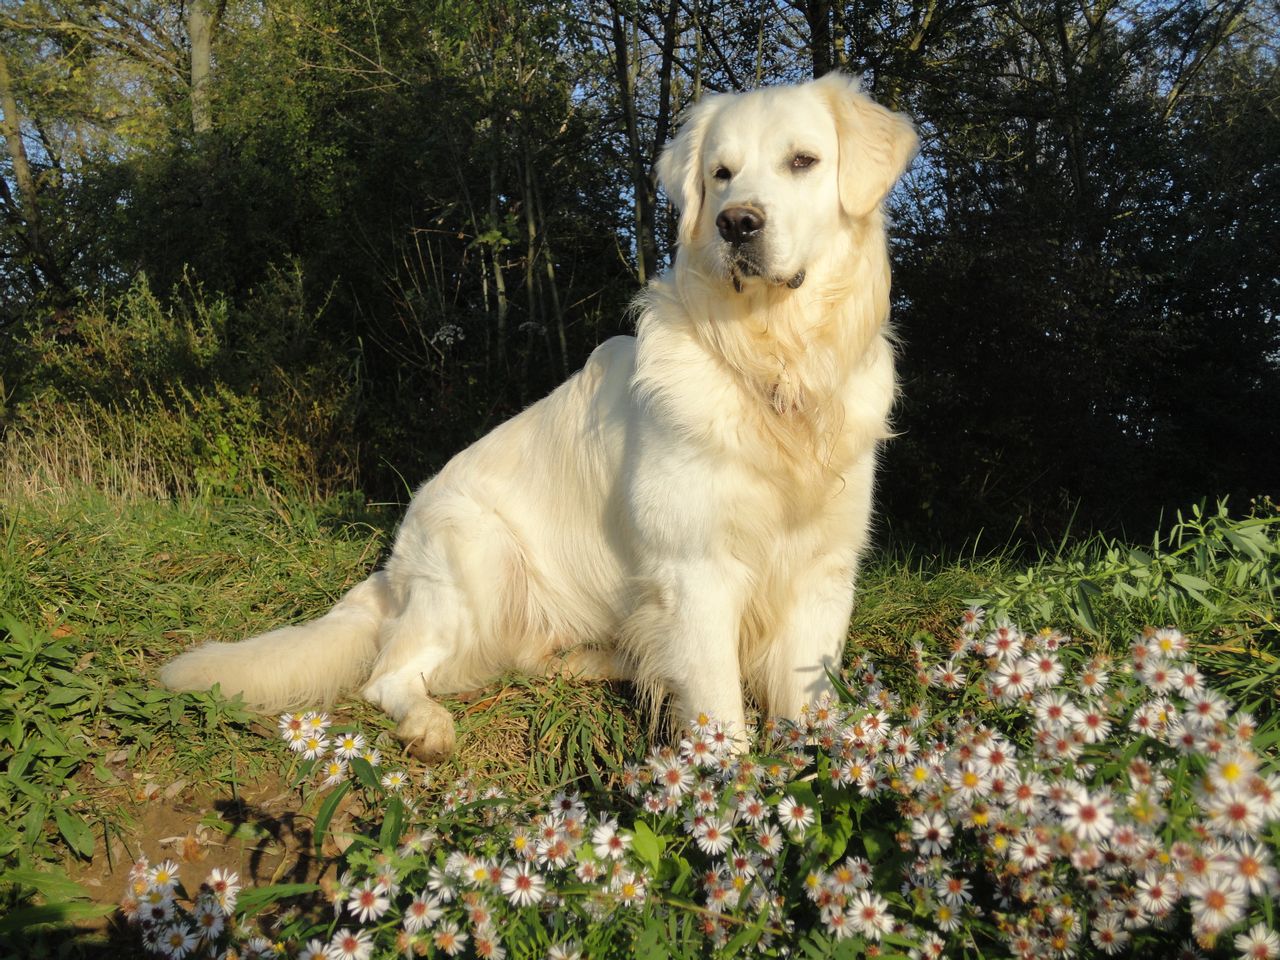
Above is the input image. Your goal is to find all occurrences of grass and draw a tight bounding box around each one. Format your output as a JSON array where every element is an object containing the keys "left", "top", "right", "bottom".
[
  {"left": 0, "top": 491, "right": 649, "bottom": 954},
  {"left": 0, "top": 493, "right": 377, "bottom": 953},
  {"left": 0, "top": 488, "right": 1276, "bottom": 956}
]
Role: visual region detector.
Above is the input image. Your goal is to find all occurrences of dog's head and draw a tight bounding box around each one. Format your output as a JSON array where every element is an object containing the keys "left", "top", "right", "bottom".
[{"left": 656, "top": 73, "right": 918, "bottom": 290}]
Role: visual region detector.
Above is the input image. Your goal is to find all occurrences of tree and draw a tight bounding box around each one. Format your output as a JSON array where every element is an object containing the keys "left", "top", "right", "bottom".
[
  {"left": 2, "top": 0, "right": 1274, "bottom": 539},
  {"left": 880, "top": 0, "right": 1278, "bottom": 541},
  {"left": 188, "top": 0, "right": 227, "bottom": 134},
  {"left": 0, "top": 41, "right": 62, "bottom": 301}
]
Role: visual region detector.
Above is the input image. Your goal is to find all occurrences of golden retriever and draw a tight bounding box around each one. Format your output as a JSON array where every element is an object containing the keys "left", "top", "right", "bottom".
[{"left": 160, "top": 72, "right": 918, "bottom": 760}]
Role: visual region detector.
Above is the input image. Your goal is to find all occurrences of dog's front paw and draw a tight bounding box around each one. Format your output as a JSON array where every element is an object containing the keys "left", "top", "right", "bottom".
[{"left": 396, "top": 700, "right": 456, "bottom": 763}]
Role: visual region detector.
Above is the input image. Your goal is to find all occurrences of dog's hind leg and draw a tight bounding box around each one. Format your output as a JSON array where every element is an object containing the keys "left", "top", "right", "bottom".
[
  {"left": 546, "top": 645, "right": 634, "bottom": 681},
  {"left": 361, "top": 496, "right": 530, "bottom": 761},
  {"left": 360, "top": 579, "right": 463, "bottom": 763}
]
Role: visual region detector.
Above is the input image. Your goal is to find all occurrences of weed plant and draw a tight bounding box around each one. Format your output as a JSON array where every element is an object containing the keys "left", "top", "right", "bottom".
[
  {"left": 119, "top": 613, "right": 1279, "bottom": 959},
  {"left": 0, "top": 489, "right": 1273, "bottom": 956},
  {"left": 108, "top": 503, "right": 1278, "bottom": 959},
  {"left": 1, "top": 268, "right": 358, "bottom": 502}
]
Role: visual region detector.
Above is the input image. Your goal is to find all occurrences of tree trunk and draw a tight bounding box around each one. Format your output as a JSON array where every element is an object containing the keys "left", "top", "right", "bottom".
[
  {"left": 0, "top": 46, "right": 62, "bottom": 295},
  {"left": 607, "top": 1, "right": 659, "bottom": 283},
  {"left": 188, "top": 0, "right": 221, "bottom": 134},
  {"left": 489, "top": 124, "right": 509, "bottom": 368},
  {"left": 648, "top": 0, "right": 679, "bottom": 266},
  {"left": 530, "top": 160, "right": 567, "bottom": 378},
  {"left": 519, "top": 142, "right": 543, "bottom": 401},
  {"left": 805, "top": 0, "right": 832, "bottom": 78}
]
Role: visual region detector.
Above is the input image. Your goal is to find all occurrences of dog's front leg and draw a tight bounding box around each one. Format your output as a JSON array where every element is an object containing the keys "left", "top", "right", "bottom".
[
  {"left": 630, "top": 558, "right": 751, "bottom": 742},
  {"left": 762, "top": 552, "right": 860, "bottom": 721}
]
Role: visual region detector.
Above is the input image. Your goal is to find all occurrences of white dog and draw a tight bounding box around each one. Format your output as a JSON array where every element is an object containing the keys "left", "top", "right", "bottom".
[{"left": 161, "top": 73, "right": 917, "bottom": 760}]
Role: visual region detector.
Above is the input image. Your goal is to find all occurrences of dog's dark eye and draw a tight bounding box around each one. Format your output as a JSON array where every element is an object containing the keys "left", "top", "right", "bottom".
[
  {"left": 791, "top": 154, "right": 818, "bottom": 170},
  {"left": 713, "top": 166, "right": 733, "bottom": 182}
]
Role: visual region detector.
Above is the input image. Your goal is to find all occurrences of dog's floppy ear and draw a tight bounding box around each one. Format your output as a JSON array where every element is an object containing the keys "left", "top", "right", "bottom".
[
  {"left": 655, "top": 94, "right": 724, "bottom": 247},
  {"left": 815, "top": 72, "right": 918, "bottom": 219}
]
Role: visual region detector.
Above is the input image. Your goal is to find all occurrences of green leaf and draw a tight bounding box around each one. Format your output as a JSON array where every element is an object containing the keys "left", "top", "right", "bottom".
[
  {"left": 1223, "top": 527, "right": 1268, "bottom": 560},
  {"left": 54, "top": 808, "right": 95, "bottom": 859},
  {"left": 633, "top": 912, "right": 664, "bottom": 957},
  {"left": 1171, "top": 572, "right": 1212, "bottom": 591},
  {"left": 862, "top": 824, "right": 893, "bottom": 863},
  {"left": 349, "top": 757, "right": 381, "bottom": 792},
  {"left": 232, "top": 882, "right": 321, "bottom": 915},
  {"left": 43, "top": 685, "right": 90, "bottom": 707},
  {"left": 379, "top": 796, "right": 405, "bottom": 850},
  {"left": 1071, "top": 579, "right": 1101, "bottom": 633},
  {"left": 0, "top": 900, "right": 116, "bottom": 934},
  {"left": 0, "top": 867, "right": 93, "bottom": 902},
  {"left": 668, "top": 856, "right": 693, "bottom": 897},
  {"left": 630, "top": 820, "right": 664, "bottom": 873},
  {"left": 720, "top": 901, "right": 770, "bottom": 956},
  {"left": 832, "top": 934, "right": 871, "bottom": 958},
  {"left": 313, "top": 780, "right": 352, "bottom": 857},
  {"left": 1171, "top": 572, "right": 1219, "bottom": 610},
  {"left": 823, "top": 809, "right": 854, "bottom": 864}
]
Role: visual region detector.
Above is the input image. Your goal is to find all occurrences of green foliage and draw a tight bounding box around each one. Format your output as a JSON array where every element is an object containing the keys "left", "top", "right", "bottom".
[
  {"left": 0, "top": 610, "right": 256, "bottom": 868},
  {"left": 0, "top": 490, "right": 388, "bottom": 950},
  {"left": 985, "top": 500, "right": 1277, "bottom": 634},
  {"left": 3, "top": 479, "right": 1278, "bottom": 952},
  {"left": 4, "top": 1, "right": 1276, "bottom": 539},
  {"left": 0, "top": 613, "right": 98, "bottom": 865},
  {"left": 15, "top": 492, "right": 1249, "bottom": 959},
  {"left": 884, "top": 4, "right": 1280, "bottom": 543},
  {"left": 3, "top": 269, "right": 359, "bottom": 499},
  {"left": 981, "top": 500, "right": 1279, "bottom": 722},
  {"left": 127, "top": 591, "right": 1280, "bottom": 958},
  {"left": 0, "top": 867, "right": 115, "bottom": 942},
  {"left": 0, "top": 608, "right": 262, "bottom": 954}
]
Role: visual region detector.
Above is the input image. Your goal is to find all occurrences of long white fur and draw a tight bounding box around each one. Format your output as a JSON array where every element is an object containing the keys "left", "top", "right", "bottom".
[{"left": 159, "top": 73, "right": 918, "bottom": 759}]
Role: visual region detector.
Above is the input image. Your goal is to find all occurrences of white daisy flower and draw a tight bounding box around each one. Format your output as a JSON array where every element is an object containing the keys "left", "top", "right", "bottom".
[
  {"left": 432, "top": 922, "right": 467, "bottom": 956},
  {"left": 332, "top": 731, "right": 366, "bottom": 760},
  {"left": 1234, "top": 923, "right": 1280, "bottom": 960},
  {"left": 148, "top": 860, "right": 180, "bottom": 892},
  {"left": 499, "top": 862, "right": 546, "bottom": 907},
  {"left": 776, "top": 796, "right": 815, "bottom": 834},
  {"left": 909, "top": 811, "right": 953, "bottom": 855},
  {"left": 327, "top": 928, "right": 373, "bottom": 960},
  {"left": 380, "top": 769, "right": 409, "bottom": 791},
  {"left": 983, "top": 623, "right": 1023, "bottom": 660},
  {"left": 346, "top": 882, "right": 389, "bottom": 923},
  {"left": 159, "top": 923, "right": 197, "bottom": 959},
  {"left": 1058, "top": 784, "right": 1115, "bottom": 844},
  {"left": 402, "top": 891, "right": 443, "bottom": 934},
  {"left": 591, "top": 819, "right": 631, "bottom": 860},
  {"left": 1134, "top": 871, "right": 1179, "bottom": 916},
  {"left": 693, "top": 816, "right": 733, "bottom": 855},
  {"left": 848, "top": 890, "right": 893, "bottom": 940},
  {"left": 1187, "top": 873, "right": 1247, "bottom": 934},
  {"left": 1090, "top": 914, "right": 1131, "bottom": 955}
]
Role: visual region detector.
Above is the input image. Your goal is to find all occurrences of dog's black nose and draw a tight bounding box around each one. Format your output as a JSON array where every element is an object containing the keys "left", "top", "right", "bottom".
[{"left": 716, "top": 205, "right": 766, "bottom": 244}]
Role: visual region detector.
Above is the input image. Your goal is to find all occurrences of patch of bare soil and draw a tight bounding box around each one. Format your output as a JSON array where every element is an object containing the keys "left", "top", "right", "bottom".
[{"left": 64, "top": 762, "right": 346, "bottom": 956}]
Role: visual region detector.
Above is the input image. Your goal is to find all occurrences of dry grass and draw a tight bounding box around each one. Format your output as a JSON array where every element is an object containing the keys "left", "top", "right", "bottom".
[{"left": 1, "top": 405, "right": 197, "bottom": 502}]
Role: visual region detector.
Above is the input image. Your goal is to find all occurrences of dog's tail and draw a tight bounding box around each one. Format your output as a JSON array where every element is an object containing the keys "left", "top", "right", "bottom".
[{"left": 158, "top": 572, "right": 392, "bottom": 712}]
